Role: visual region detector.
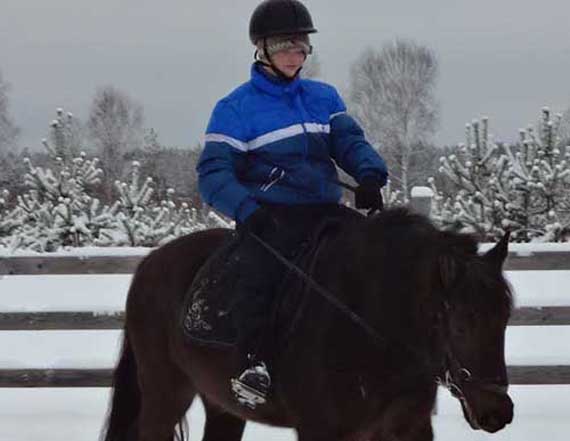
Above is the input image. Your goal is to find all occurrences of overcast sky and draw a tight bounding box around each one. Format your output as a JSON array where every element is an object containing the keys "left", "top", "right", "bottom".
[{"left": 2, "top": 0, "right": 570, "bottom": 151}]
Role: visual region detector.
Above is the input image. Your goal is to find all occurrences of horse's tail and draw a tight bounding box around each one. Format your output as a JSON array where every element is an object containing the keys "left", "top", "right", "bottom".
[{"left": 101, "top": 331, "right": 140, "bottom": 441}]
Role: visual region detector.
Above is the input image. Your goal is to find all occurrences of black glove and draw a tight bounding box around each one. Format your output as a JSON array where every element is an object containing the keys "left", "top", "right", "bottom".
[
  {"left": 355, "top": 178, "right": 384, "bottom": 211},
  {"left": 241, "top": 207, "right": 275, "bottom": 236}
]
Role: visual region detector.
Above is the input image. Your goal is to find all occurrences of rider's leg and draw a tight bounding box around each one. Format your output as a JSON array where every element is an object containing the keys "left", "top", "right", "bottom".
[{"left": 230, "top": 217, "right": 285, "bottom": 405}]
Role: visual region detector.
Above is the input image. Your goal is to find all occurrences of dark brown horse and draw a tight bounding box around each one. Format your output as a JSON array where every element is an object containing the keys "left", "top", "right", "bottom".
[{"left": 101, "top": 208, "right": 514, "bottom": 441}]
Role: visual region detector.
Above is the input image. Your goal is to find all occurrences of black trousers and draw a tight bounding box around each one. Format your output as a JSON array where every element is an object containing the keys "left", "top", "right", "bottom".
[{"left": 232, "top": 203, "right": 362, "bottom": 366}]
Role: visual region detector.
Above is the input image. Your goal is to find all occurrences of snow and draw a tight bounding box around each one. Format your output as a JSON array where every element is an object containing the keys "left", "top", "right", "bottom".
[
  {"left": 0, "top": 387, "right": 569, "bottom": 441},
  {"left": 506, "top": 271, "right": 570, "bottom": 307},
  {"left": 411, "top": 186, "right": 435, "bottom": 198},
  {"left": 0, "top": 275, "right": 132, "bottom": 312},
  {"left": 0, "top": 331, "right": 122, "bottom": 369},
  {"left": 480, "top": 242, "right": 570, "bottom": 255}
]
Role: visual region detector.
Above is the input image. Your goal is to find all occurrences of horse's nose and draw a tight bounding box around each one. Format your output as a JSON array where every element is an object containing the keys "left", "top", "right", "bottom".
[{"left": 479, "top": 395, "right": 514, "bottom": 433}]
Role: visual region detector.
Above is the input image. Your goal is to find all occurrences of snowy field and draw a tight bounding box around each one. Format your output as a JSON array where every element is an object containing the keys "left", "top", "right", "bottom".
[
  {"left": 1, "top": 386, "right": 569, "bottom": 441},
  {"left": 1, "top": 246, "right": 569, "bottom": 440}
]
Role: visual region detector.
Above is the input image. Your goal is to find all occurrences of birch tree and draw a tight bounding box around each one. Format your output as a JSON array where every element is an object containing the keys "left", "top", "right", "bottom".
[
  {"left": 87, "top": 85, "right": 144, "bottom": 197},
  {"left": 559, "top": 105, "right": 570, "bottom": 146},
  {"left": 348, "top": 39, "right": 439, "bottom": 199}
]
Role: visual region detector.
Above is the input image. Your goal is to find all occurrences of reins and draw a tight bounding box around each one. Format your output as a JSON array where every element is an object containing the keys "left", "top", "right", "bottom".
[
  {"left": 250, "top": 180, "right": 493, "bottom": 398},
  {"left": 249, "top": 231, "right": 386, "bottom": 347},
  {"left": 248, "top": 178, "right": 383, "bottom": 345},
  {"left": 255, "top": 225, "right": 499, "bottom": 403}
]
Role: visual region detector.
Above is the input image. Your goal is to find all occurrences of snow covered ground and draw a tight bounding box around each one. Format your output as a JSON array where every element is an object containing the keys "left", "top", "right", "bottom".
[
  {"left": 0, "top": 246, "right": 569, "bottom": 440},
  {"left": 0, "top": 386, "right": 569, "bottom": 441}
]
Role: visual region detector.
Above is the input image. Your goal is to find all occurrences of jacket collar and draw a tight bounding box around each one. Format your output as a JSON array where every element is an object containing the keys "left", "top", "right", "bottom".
[{"left": 250, "top": 63, "right": 302, "bottom": 97}]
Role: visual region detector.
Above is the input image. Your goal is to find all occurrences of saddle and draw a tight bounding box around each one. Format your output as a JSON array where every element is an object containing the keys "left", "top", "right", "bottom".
[{"left": 180, "top": 216, "right": 347, "bottom": 348}]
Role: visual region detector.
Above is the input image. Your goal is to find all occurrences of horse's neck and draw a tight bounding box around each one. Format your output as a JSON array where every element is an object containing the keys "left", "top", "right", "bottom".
[{"left": 305, "top": 231, "right": 442, "bottom": 368}]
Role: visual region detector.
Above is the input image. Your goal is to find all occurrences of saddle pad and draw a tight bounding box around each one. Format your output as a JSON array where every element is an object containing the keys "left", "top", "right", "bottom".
[
  {"left": 181, "top": 231, "right": 241, "bottom": 347},
  {"left": 181, "top": 209, "right": 359, "bottom": 349}
]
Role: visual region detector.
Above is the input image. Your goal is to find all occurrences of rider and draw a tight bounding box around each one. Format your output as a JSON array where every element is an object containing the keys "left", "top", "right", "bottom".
[{"left": 197, "top": 0, "right": 388, "bottom": 407}]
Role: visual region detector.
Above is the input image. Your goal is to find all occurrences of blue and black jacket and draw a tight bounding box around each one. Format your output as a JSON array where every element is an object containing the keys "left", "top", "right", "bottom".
[{"left": 197, "top": 63, "right": 388, "bottom": 222}]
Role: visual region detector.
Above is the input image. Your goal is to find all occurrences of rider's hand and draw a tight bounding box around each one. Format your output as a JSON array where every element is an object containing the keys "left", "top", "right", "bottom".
[{"left": 355, "top": 177, "right": 384, "bottom": 211}]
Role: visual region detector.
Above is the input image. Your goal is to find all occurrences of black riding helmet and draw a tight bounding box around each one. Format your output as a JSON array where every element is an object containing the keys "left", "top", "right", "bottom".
[
  {"left": 249, "top": 0, "right": 317, "bottom": 81},
  {"left": 249, "top": 0, "right": 317, "bottom": 45}
]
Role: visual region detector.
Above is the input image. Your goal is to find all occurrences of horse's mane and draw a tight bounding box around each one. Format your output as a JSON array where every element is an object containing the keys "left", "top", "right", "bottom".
[
  {"left": 367, "top": 206, "right": 478, "bottom": 253},
  {"left": 362, "top": 207, "right": 512, "bottom": 313}
]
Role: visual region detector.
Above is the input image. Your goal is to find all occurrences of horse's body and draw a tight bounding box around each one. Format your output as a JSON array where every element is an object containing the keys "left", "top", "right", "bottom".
[{"left": 102, "top": 208, "right": 514, "bottom": 441}]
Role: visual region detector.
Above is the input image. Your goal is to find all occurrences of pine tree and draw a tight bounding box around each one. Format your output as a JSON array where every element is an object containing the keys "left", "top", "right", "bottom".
[
  {"left": 9, "top": 153, "right": 107, "bottom": 251},
  {"left": 0, "top": 109, "right": 231, "bottom": 252},
  {"left": 0, "top": 189, "right": 20, "bottom": 246},
  {"left": 42, "top": 108, "right": 84, "bottom": 162},
  {"left": 100, "top": 161, "right": 232, "bottom": 247},
  {"left": 431, "top": 109, "right": 570, "bottom": 241}
]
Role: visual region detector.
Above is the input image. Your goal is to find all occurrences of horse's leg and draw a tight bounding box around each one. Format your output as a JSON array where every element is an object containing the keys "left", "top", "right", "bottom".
[
  {"left": 136, "top": 362, "right": 196, "bottom": 441},
  {"left": 369, "top": 394, "right": 435, "bottom": 441},
  {"left": 201, "top": 399, "right": 246, "bottom": 441},
  {"left": 131, "top": 320, "right": 196, "bottom": 440}
]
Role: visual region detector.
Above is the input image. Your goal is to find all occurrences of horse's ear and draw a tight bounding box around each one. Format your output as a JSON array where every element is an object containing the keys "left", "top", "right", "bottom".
[{"left": 484, "top": 231, "right": 510, "bottom": 269}]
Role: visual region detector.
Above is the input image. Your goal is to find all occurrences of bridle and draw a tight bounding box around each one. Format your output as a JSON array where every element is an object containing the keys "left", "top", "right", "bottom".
[{"left": 434, "top": 268, "right": 509, "bottom": 411}]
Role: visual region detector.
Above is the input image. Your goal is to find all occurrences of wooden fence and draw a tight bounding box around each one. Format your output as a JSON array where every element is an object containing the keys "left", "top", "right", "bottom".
[{"left": 1, "top": 249, "right": 569, "bottom": 388}]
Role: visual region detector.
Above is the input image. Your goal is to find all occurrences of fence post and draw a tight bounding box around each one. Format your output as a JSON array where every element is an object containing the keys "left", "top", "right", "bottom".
[{"left": 410, "top": 186, "right": 434, "bottom": 217}]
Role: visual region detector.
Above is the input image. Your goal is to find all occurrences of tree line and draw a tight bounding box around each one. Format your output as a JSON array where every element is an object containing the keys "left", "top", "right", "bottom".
[{"left": 1, "top": 39, "right": 570, "bottom": 244}]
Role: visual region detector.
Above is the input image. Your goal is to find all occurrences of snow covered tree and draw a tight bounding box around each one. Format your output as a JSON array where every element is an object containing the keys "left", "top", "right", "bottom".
[
  {"left": 0, "top": 189, "right": 20, "bottom": 245},
  {"left": 431, "top": 108, "right": 570, "bottom": 242},
  {"left": 348, "top": 39, "right": 439, "bottom": 200},
  {"left": 7, "top": 153, "right": 109, "bottom": 251},
  {"left": 559, "top": 105, "right": 570, "bottom": 146},
  {"left": 143, "top": 128, "right": 161, "bottom": 155},
  {"left": 0, "top": 69, "right": 19, "bottom": 152},
  {"left": 42, "top": 108, "right": 85, "bottom": 163},
  {"left": 0, "top": 109, "right": 228, "bottom": 251},
  {"left": 96, "top": 161, "right": 231, "bottom": 247},
  {"left": 0, "top": 149, "right": 26, "bottom": 195}
]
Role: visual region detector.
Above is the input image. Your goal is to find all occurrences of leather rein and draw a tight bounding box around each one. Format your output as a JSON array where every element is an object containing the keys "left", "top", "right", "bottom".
[{"left": 250, "top": 195, "right": 503, "bottom": 403}]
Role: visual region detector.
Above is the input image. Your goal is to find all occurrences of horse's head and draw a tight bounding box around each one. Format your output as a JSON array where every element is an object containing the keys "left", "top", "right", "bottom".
[{"left": 438, "top": 232, "right": 514, "bottom": 433}]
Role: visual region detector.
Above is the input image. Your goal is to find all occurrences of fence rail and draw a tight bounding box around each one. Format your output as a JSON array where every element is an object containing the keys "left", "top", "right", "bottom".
[
  {"left": 1, "top": 249, "right": 569, "bottom": 387},
  {"left": 0, "top": 255, "right": 141, "bottom": 275}
]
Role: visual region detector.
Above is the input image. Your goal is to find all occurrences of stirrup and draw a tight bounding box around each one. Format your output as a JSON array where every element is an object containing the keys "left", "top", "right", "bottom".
[{"left": 231, "top": 362, "right": 271, "bottom": 410}]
